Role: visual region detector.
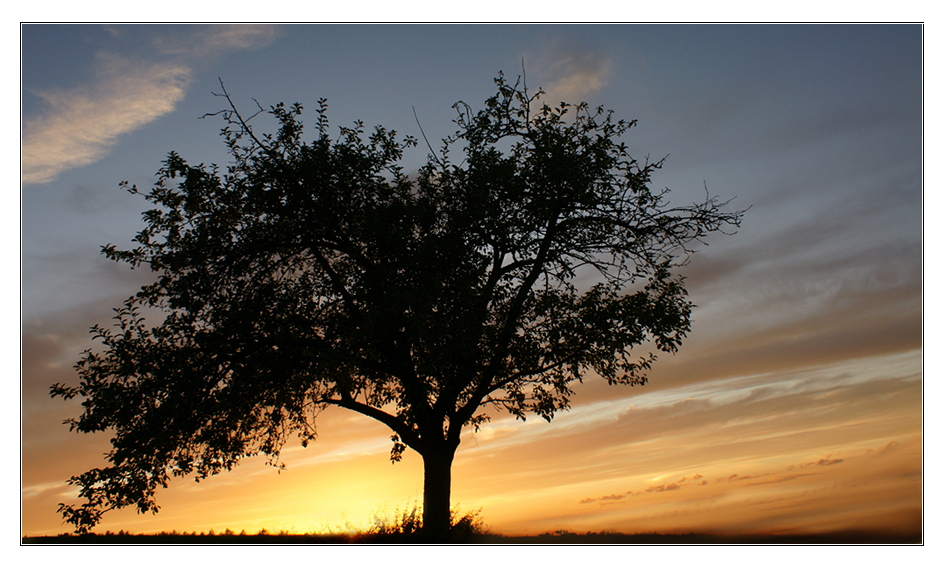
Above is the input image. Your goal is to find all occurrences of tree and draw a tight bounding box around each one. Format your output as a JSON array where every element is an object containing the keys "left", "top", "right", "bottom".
[{"left": 51, "top": 73, "right": 745, "bottom": 539}]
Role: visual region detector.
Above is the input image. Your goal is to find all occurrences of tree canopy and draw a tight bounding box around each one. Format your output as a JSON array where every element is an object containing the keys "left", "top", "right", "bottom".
[{"left": 51, "top": 73, "right": 745, "bottom": 537}]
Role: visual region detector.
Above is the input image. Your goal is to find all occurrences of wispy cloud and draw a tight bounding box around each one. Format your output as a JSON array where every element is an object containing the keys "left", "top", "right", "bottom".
[
  {"left": 804, "top": 456, "right": 844, "bottom": 467},
  {"left": 150, "top": 24, "right": 279, "bottom": 57},
  {"left": 645, "top": 482, "right": 681, "bottom": 492},
  {"left": 452, "top": 347, "right": 920, "bottom": 534},
  {"left": 21, "top": 25, "right": 280, "bottom": 186},
  {"left": 22, "top": 54, "right": 191, "bottom": 185},
  {"left": 530, "top": 40, "right": 612, "bottom": 107},
  {"left": 571, "top": 436, "right": 920, "bottom": 536}
]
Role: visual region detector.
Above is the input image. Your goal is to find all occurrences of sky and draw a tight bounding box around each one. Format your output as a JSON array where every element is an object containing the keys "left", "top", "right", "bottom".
[{"left": 19, "top": 23, "right": 926, "bottom": 544}]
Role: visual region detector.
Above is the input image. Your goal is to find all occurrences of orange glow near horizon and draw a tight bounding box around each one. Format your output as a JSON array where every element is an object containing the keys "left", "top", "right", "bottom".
[
  {"left": 22, "top": 349, "right": 921, "bottom": 538},
  {"left": 20, "top": 24, "right": 923, "bottom": 542}
]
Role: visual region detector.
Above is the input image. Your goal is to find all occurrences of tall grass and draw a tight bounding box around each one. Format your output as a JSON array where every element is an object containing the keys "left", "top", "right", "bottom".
[{"left": 361, "top": 503, "right": 489, "bottom": 542}]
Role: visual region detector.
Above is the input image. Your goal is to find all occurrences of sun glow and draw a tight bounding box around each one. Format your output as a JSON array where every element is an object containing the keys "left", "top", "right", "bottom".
[{"left": 21, "top": 24, "right": 922, "bottom": 542}]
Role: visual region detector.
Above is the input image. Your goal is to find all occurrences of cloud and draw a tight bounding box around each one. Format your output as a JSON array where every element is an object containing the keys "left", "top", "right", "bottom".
[
  {"left": 150, "top": 24, "right": 279, "bottom": 57},
  {"left": 869, "top": 441, "right": 900, "bottom": 455},
  {"left": 645, "top": 482, "right": 680, "bottom": 492},
  {"left": 580, "top": 473, "right": 707, "bottom": 505},
  {"left": 530, "top": 40, "right": 612, "bottom": 107},
  {"left": 22, "top": 53, "right": 191, "bottom": 185},
  {"left": 579, "top": 491, "right": 635, "bottom": 505},
  {"left": 21, "top": 25, "right": 280, "bottom": 186},
  {"left": 543, "top": 56, "right": 611, "bottom": 105},
  {"left": 581, "top": 492, "right": 632, "bottom": 504},
  {"left": 572, "top": 436, "right": 918, "bottom": 534},
  {"left": 801, "top": 455, "right": 845, "bottom": 468},
  {"left": 744, "top": 473, "right": 815, "bottom": 486}
]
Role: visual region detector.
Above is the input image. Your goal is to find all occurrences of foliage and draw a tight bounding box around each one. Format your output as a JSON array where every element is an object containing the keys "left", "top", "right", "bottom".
[{"left": 51, "top": 73, "right": 744, "bottom": 535}]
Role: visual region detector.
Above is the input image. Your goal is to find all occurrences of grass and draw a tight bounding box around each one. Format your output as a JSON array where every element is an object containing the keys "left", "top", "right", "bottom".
[
  {"left": 22, "top": 508, "right": 922, "bottom": 544},
  {"left": 21, "top": 529, "right": 922, "bottom": 545}
]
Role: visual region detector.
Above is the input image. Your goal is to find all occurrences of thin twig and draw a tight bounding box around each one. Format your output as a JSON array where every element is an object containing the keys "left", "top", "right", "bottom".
[{"left": 413, "top": 106, "right": 445, "bottom": 168}]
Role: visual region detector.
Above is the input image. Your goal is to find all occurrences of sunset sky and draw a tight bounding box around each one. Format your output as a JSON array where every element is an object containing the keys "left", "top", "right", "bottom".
[{"left": 20, "top": 22, "right": 926, "bottom": 541}]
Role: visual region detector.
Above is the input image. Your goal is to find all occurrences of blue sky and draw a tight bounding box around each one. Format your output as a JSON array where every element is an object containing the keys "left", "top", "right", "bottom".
[{"left": 19, "top": 23, "right": 925, "bottom": 542}]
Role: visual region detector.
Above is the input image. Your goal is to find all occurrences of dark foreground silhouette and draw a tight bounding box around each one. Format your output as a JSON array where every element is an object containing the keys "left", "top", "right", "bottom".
[
  {"left": 22, "top": 529, "right": 922, "bottom": 545},
  {"left": 51, "top": 73, "right": 745, "bottom": 537}
]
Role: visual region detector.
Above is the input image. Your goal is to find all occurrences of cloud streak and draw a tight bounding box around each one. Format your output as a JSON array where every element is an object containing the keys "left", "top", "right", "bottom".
[
  {"left": 20, "top": 26, "right": 921, "bottom": 539},
  {"left": 22, "top": 25, "right": 280, "bottom": 185},
  {"left": 22, "top": 54, "right": 191, "bottom": 185},
  {"left": 441, "top": 347, "right": 920, "bottom": 535},
  {"left": 568, "top": 436, "right": 920, "bottom": 536},
  {"left": 149, "top": 24, "right": 279, "bottom": 57}
]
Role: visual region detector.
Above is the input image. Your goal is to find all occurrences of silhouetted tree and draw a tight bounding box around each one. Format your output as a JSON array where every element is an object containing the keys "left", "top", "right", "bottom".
[{"left": 51, "top": 73, "right": 744, "bottom": 538}]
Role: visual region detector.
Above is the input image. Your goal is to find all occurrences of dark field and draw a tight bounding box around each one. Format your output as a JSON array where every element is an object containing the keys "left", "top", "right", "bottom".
[{"left": 22, "top": 530, "right": 922, "bottom": 545}]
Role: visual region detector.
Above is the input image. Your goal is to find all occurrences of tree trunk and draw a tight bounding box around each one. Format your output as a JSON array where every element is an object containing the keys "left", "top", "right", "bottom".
[{"left": 421, "top": 446, "right": 456, "bottom": 541}]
